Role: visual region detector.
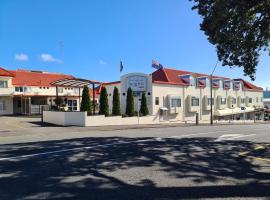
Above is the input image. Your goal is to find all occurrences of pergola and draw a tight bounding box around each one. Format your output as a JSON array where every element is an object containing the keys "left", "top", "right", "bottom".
[{"left": 51, "top": 78, "right": 101, "bottom": 114}]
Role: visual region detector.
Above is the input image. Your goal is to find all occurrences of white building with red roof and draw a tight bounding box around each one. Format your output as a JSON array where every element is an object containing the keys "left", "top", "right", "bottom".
[
  {"left": 104, "top": 67, "right": 264, "bottom": 122},
  {"left": 0, "top": 67, "right": 99, "bottom": 115},
  {"left": 0, "top": 65, "right": 265, "bottom": 122}
]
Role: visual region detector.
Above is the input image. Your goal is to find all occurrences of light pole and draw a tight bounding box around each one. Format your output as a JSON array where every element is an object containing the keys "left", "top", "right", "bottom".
[{"left": 210, "top": 61, "right": 219, "bottom": 125}]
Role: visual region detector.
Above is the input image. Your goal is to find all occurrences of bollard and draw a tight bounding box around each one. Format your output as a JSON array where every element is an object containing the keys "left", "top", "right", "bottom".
[{"left": 196, "top": 112, "right": 199, "bottom": 125}]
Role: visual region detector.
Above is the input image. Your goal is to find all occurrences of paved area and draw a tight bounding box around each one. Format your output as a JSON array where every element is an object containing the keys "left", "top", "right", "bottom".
[{"left": 0, "top": 116, "right": 270, "bottom": 199}]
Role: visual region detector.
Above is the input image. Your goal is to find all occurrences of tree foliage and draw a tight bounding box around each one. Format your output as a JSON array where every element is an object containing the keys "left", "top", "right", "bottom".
[
  {"left": 99, "top": 87, "right": 109, "bottom": 116},
  {"left": 190, "top": 0, "right": 270, "bottom": 80},
  {"left": 140, "top": 92, "right": 149, "bottom": 116},
  {"left": 126, "top": 87, "right": 135, "bottom": 117},
  {"left": 112, "top": 87, "right": 121, "bottom": 116},
  {"left": 80, "top": 85, "right": 92, "bottom": 115}
]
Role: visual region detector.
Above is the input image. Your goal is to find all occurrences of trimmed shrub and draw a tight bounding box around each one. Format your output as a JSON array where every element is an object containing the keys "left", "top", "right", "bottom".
[
  {"left": 99, "top": 87, "right": 109, "bottom": 116},
  {"left": 140, "top": 92, "right": 149, "bottom": 116},
  {"left": 112, "top": 87, "right": 121, "bottom": 116},
  {"left": 80, "top": 85, "right": 92, "bottom": 115},
  {"left": 126, "top": 87, "right": 135, "bottom": 116}
]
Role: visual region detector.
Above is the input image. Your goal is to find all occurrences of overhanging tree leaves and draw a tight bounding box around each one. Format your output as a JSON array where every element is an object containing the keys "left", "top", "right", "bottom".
[
  {"left": 140, "top": 92, "right": 149, "bottom": 116},
  {"left": 99, "top": 87, "right": 109, "bottom": 116},
  {"left": 112, "top": 87, "right": 121, "bottom": 116},
  {"left": 126, "top": 87, "right": 135, "bottom": 117},
  {"left": 190, "top": 0, "right": 270, "bottom": 80},
  {"left": 80, "top": 85, "right": 92, "bottom": 115}
]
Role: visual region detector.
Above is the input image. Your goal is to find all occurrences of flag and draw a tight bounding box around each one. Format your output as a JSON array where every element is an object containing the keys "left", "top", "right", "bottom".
[
  {"left": 197, "top": 77, "right": 207, "bottom": 87},
  {"left": 212, "top": 79, "right": 220, "bottom": 88},
  {"left": 234, "top": 81, "right": 241, "bottom": 90},
  {"left": 224, "top": 80, "right": 231, "bottom": 89},
  {"left": 120, "top": 61, "right": 124, "bottom": 73},
  {"left": 180, "top": 74, "right": 191, "bottom": 85},
  {"left": 152, "top": 60, "right": 163, "bottom": 70}
]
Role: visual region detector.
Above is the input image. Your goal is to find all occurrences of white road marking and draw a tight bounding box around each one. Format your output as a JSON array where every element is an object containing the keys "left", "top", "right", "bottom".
[
  {"left": 170, "top": 130, "right": 231, "bottom": 138},
  {"left": 215, "top": 134, "right": 256, "bottom": 142}
]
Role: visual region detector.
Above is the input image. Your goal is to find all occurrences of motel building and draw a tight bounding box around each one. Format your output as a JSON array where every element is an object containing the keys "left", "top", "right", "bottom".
[
  {"left": 0, "top": 66, "right": 265, "bottom": 123},
  {"left": 0, "top": 67, "right": 100, "bottom": 115},
  {"left": 105, "top": 67, "right": 264, "bottom": 122}
]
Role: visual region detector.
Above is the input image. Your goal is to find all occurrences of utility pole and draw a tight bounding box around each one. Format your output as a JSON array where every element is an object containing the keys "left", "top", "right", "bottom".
[{"left": 210, "top": 61, "right": 219, "bottom": 125}]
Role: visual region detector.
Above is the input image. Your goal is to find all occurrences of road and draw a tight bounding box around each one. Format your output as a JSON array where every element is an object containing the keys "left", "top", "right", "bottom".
[{"left": 0, "top": 116, "right": 270, "bottom": 200}]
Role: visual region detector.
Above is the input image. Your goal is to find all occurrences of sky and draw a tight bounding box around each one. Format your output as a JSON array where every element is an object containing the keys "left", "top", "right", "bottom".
[{"left": 0, "top": 0, "right": 269, "bottom": 89}]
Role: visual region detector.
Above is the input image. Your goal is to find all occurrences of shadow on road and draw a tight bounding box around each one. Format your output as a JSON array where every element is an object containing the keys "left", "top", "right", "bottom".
[{"left": 0, "top": 137, "right": 269, "bottom": 199}]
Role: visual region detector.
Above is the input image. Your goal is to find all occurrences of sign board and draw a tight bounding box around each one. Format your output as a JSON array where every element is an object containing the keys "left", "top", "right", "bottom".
[{"left": 127, "top": 76, "right": 147, "bottom": 92}]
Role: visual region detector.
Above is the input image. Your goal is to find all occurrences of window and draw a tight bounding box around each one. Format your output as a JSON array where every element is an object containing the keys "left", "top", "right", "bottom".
[
  {"left": 148, "top": 92, "right": 151, "bottom": 95},
  {"left": 155, "top": 97, "right": 159, "bottom": 105},
  {"left": 261, "top": 97, "right": 263, "bottom": 102},
  {"left": 0, "top": 100, "right": 6, "bottom": 111},
  {"left": 171, "top": 98, "right": 181, "bottom": 107},
  {"left": 68, "top": 100, "right": 78, "bottom": 111},
  {"left": 0, "top": 81, "right": 8, "bottom": 88},
  {"left": 208, "top": 98, "right": 214, "bottom": 105},
  {"left": 122, "top": 93, "right": 125, "bottom": 96},
  {"left": 249, "top": 98, "right": 253, "bottom": 103},
  {"left": 232, "top": 97, "right": 237, "bottom": 104},
  {"left": 256, "top": 97, "right": 258, "bottom": 103},
  {"left": 57, "top": 87, "right": 64, "bottom": 93},
  {"left": 191, "top": 97, "right": 199, "bottom": 106},
  {"left": 15, "top": 86, "right": 23, "bottom": 92},
  {"left": 221, "top": 98, "right": 226, "bottom": 105},
  {"left": 47, "top": 87, "right": 49, "bottom": 89},
  {"left": 241, "top": 98, "right": 245, "bottom": 104},
  {"left": 23, "top": 87, "right": 31, "bottom": 93}
]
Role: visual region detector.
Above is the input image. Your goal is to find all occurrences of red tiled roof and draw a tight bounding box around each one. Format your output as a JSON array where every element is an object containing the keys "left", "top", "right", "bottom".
[
  {"left": 103, "top": 81, "right": 121, "bottom": 85},
  {"left": 10, "top": 69, "right": 74, "bottom": 87},
  {"left": 234, "top": 78, "right": 263, "bottom": 92},
  {"left": 152, "top": 67, "right": 229, "bottom": 86},
  {"left": 152, "top": 67, "right": 261, "bottom": 91},
  {"left": 0, "top": 67, "right": 14, "bottom": 77}
]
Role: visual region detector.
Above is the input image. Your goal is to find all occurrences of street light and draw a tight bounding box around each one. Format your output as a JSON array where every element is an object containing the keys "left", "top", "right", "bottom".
[{"left": 210, "top": 61, "right": 219, "bottom": 125}]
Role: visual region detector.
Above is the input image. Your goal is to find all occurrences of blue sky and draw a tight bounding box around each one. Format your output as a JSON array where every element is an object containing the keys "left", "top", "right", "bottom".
[{"left": 0, "top": 0, "right": 269, "bottom": 88}]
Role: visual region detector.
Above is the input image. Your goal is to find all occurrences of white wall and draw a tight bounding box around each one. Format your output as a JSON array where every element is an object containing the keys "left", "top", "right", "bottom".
[{"left": 43, "top": 111, "right": 86, "bottom": 126}]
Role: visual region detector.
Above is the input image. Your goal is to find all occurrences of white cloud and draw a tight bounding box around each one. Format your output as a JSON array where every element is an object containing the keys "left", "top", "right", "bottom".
[
  {"left": 15, "top": 53, "right": 28, "bottom": 61},
  {"left": 40, "top": 54, "right": 62, "bottom": 63},
  {"left": 99, "top": 60, "right": 107, "bottom": 65}
]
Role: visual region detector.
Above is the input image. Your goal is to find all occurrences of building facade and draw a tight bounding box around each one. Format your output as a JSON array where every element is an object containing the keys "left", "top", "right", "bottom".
[
  {"left": 0, "top": 67, "right": 90, "bottom": 115},
  {"left": 105, "top": 67, "right": 264, "bottom": 122}
]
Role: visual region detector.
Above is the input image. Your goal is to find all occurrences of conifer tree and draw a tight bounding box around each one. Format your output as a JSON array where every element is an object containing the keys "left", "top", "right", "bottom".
[
  {"left": 99, "top": 87, "right": 109, "bottom": 116},
  {"left": 112, "top": 87, "right": 121, "bottom": 116},
  {"left": 126, "top": 87, "right": 135, "bottom": 117},
  {"left": 80, "top": 85, "right": 92, "bottom": 115},
  {"left": 140, "top": 92, "right": 149, "bottom": 116}
]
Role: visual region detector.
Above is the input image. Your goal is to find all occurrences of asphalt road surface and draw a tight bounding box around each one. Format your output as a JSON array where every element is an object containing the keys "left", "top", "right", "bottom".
[{"left": 0, "top": 117, "right": 270, "bottom": 200}]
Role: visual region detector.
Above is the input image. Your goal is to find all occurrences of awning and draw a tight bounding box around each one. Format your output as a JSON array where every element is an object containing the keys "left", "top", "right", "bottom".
[{"left": 215, "top": 107, "right": 255, "bottom": 116}]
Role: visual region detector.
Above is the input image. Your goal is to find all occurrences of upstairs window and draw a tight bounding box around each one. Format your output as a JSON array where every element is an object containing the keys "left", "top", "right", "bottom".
[
  {"left": 191, "top": 97, "right": 199, "bottom": 106},
  {"left": 0, "top": 81, "right": 8, "bottom": 88},
  {"left": 241, "top": 98, "right": 245, "bottom": 104},
  {"left": 232, "top": 97, "right": 237, "bottom": 104},
  {"left": 15, "top": 86, "right": 23, "bottom": 92},
  {"left": 221, "top": 98, "right": 227, "bottom": 105},
  {"left": 171, "top": 97, "right": 181, "bottom": 107},
  {"left": 249, "top": 98, "right": 253, "bottom": 103},
  {"left": 57, "top": 87, "right": 64, "bottom": 93},
  {"left": 208, "top": 98, "right": 214, "bottom": 105}
]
